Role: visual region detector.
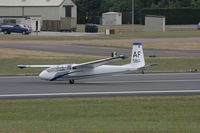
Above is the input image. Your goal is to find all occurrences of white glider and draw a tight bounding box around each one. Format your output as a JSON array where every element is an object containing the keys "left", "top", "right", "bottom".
[{"left": 18, "top": 41, "right": 148, "bottom": 84}]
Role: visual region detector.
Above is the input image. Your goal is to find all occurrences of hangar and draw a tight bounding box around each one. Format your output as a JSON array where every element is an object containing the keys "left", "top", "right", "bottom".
[{"left": 0, "top": 0, "right": 77, "bottom": 31}]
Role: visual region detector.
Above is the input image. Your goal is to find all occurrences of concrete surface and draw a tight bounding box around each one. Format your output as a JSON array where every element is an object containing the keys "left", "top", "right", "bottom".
[{"left": 0, "top": 73, "right": 200, "bottom": 99}]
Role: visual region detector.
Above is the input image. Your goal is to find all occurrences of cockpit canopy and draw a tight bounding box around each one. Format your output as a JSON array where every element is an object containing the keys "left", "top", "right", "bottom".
[{"left": 47, "top": 65, "right": 72, "bottom": 73}]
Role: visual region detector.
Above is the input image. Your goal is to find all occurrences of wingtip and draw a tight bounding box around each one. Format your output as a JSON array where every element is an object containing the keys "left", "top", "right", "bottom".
[{"left": 17, "top": 65, "right": 26, "bottom": 69}]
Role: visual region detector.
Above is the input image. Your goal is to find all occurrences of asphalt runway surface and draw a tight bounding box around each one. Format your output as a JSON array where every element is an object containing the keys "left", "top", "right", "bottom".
[
  {"left": 0, "top": 41, "right": 199, "bottom": 57},
  {"left": 0, "top": 73, "right": 200, "bottom": 99}
]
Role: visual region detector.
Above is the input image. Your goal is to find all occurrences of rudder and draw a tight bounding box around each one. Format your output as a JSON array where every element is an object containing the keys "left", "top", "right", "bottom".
[{"left": 130, "top": 41, "right": 145, "bottom": 68}]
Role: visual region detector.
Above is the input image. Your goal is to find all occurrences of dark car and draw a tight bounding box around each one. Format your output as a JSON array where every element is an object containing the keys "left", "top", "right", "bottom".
[
  {"left": 85, "top": 24, "right": 98, "bottom": 33},
  {"left": 0, "top": 24, "right": 32, "bottom": 35}
]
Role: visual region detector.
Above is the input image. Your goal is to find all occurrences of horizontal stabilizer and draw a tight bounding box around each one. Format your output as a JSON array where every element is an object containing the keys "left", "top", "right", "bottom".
[
  {"left": 144, "top": 64, "right": 158, "bottom": 68},
  {"left": 138, "top": 64, "right": 158, "bottom": 70}
]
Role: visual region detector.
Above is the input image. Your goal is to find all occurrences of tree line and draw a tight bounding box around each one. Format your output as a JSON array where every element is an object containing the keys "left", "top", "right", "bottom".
[{"left": 73, "top": 0, "right": 200, "bottom": 24}]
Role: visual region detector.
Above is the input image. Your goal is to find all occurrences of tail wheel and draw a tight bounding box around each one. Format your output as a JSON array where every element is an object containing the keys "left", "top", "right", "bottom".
[{"left": 69, "top": 79, "right": 75, "bottom": 84}]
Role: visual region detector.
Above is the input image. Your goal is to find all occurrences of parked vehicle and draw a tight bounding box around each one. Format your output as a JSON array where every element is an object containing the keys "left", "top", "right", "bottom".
[
  {"left": 198, "top": 22, "right": 200, "bottom": 30},
  {"left": 85, "top": 24, "right": 98, "bottom": 33},
  {"left": 0, "top": 24, "right": 32, "bottom": 35}
]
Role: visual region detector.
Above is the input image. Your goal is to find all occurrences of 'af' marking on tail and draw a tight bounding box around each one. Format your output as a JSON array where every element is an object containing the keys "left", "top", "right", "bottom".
[{"left": 133, "top": 51, "right": 141, "bottom": 58}]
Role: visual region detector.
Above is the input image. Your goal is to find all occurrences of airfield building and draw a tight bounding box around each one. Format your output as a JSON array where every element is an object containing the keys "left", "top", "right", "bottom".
[
  {"left": 145, "top": 15, "right": 166, "bottom": 32},
  {"left": 102, "top": 12, "right": 122, "bottom": 25},
  {"left": 0, "top": 0, "right": 77, "bottom": 31}
]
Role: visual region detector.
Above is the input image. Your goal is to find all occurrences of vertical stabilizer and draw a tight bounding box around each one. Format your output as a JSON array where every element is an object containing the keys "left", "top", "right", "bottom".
[{"left": 130, "top": 41, "right": 145, "bottom": 68}]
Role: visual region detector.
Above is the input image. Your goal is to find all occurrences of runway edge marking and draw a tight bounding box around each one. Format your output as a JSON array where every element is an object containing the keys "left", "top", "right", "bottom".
[
  {"left": 1, "top": 90, "right": 200, "bottom": 98},
  {"left": 86, "top": 79, "right": 200, "bottom": 83}
]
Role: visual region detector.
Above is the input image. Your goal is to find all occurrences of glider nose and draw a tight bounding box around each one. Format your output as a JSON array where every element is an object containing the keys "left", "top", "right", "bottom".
[{"left": 39, "top": 70, "right": 54, "bottom": 80}]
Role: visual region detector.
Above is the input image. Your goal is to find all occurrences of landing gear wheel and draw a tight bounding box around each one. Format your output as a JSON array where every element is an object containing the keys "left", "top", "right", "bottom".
[
  {"left": 69, "top": 79, "right": 75, "bottom": 84},
  {"left": 142, "top": 70, "right": 144, "bottom": 74}
]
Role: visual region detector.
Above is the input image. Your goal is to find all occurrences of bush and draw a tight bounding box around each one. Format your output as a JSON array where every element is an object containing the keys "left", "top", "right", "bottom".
[{"left": 140, "top": 8, "right": 200, "bottom": 25}]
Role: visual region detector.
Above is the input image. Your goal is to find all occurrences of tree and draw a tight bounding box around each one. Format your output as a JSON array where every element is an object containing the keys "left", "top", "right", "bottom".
[
  {"left": 74, "top": 0, "right": 200, "bottom": 24},
  {"left": 191, "top": 0, "right": 200, "bottom": 7}
]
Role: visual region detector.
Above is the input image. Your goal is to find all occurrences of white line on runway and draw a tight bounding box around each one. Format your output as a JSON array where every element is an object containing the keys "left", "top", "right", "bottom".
[
  {"left": 0, "top": 76, "right": 37, "bottom": 79},
  {"left": 0, "top": 76, "right": 200, "bottom": 83},
  {"left": 0, "top": 90, "right": 200, "bottom": 98},
  {"left": 86, "top": 79, "right": 200, "bottom": 84},
  {"left": 0, "top": 73, "right": 200, "bottom": 79},
  {"left": 115, "top": 73, "right": 200, "bottom": 77}
]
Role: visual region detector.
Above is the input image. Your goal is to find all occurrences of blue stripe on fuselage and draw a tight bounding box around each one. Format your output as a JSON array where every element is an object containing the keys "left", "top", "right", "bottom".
[{"left": 50, "top": 70, "right": 85, "bottom": 81}]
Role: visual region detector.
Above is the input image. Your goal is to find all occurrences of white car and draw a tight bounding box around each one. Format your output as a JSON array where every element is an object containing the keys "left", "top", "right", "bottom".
[{"left": 198, "top": 22, "right": 200, "bottom": 30}]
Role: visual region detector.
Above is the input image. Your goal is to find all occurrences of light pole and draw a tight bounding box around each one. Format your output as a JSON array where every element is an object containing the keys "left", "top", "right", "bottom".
[{"left": 132, "top": 0, "right": 134, "bottom": 32}]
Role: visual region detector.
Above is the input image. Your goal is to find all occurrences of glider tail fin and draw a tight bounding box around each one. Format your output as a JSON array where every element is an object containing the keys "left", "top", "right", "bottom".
[{"left": 130, "top": 41, "right": 145, "bottom": 68}]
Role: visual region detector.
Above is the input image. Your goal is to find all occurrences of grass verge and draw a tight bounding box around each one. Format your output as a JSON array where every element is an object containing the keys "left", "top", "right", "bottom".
[
  {"left": 1, "top": 30, "right": 200, "bottom": 41},
  {"left": 60, "top": 39, "right": 200, "bottom": 50},
  {"left": 0, "top": 57, "right": 200, "bottom": 75},
  {"left": 0, "top": 96, "right": 200, "bottom": 133},
  {"left": 0, "top": 57, "right": 98, "bottom": 75}
]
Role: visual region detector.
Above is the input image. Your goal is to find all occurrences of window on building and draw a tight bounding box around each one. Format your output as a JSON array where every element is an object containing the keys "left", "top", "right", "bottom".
[
  {"left": 65, "top": 6, "right": 72, "bottom": 17},
  {"left": 3, "top": 19, "right": 16, "bottom": 24}
]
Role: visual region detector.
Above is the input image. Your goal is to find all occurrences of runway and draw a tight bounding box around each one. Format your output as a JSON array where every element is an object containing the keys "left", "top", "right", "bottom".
[
  {"left": 0, "top": 41, "right": 199, "bottom": 57},
  {"left": 0, "top": 73, "right": 200, "bottom": 99}
]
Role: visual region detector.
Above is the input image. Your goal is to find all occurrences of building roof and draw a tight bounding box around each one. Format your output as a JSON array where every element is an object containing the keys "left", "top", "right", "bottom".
[
  {"left": 0, "top": 0, "right": 66, "bottom": 7},
  {"left": 145, "top": 15, "right": 165, "bottom": 18},
  {"left": 103, "top": 12, "right": 121, "bottom": 15}
]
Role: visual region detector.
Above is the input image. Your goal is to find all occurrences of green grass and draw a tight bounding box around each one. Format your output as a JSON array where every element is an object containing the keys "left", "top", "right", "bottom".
[
  {"left": 0, "top": 57, "right": 200, "bottom": 75},
  {"left": 0, "top": 96, "right": 200, "bottom": 133},
  {"left": 0, "top": 35, "right": 95, "bottom": 41},
  {"left": 1, "top": 30, "right": 200, "bottom": 41},
  {"left": 113, "top": 57, "right": 200, "bottom": 72},
  {"left": 0, "top": 57, "right": 98, "bottom": 75},
  {"left": 113, "top": 30, "right": 200, "bottom": 39},
  {"left": 145, "top": 57, "right": 200, "bottom": 72}
]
